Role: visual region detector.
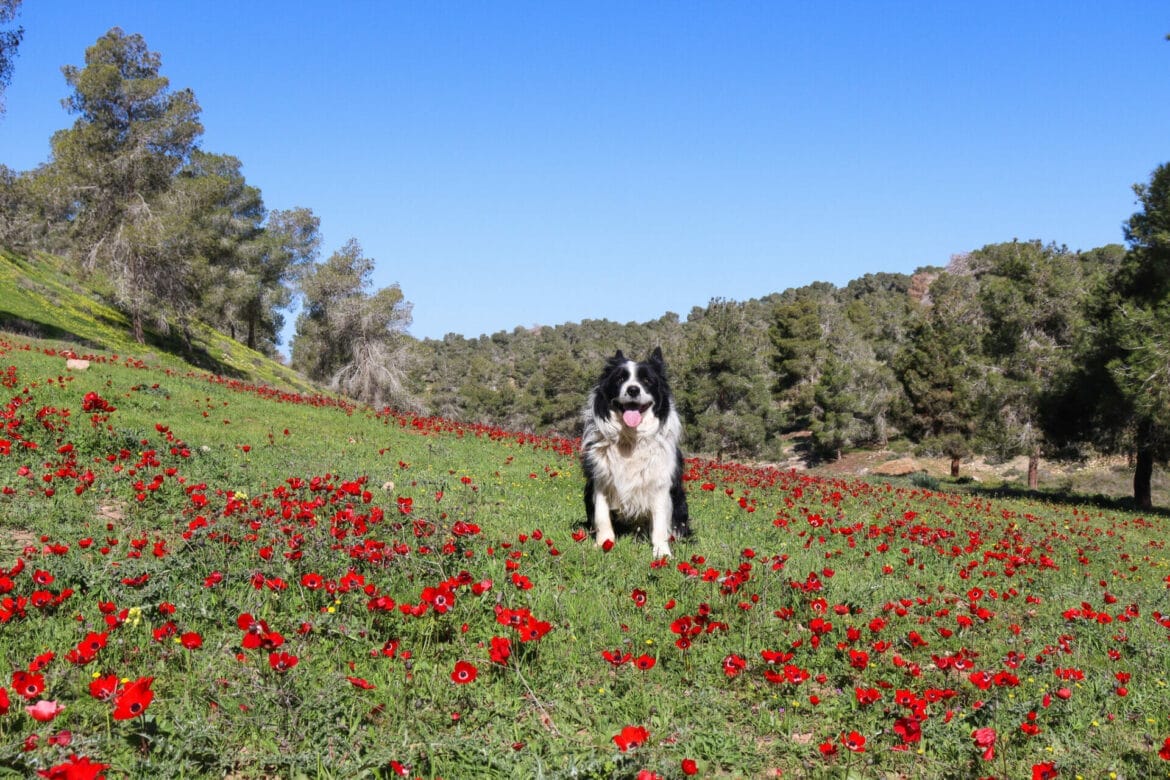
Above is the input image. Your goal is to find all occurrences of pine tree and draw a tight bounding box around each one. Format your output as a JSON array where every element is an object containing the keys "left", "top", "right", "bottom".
[
  {"left": 49, "top": 28, "right": 203, "bottom": 343},
  {"left": 1049, "top": 165, "right": 1170, "bottom": 508},
  {"left": 680, "top": 299, "right": 777, "bottom": 461},
  {"left": 972, "top": 241, "right": 1086, "bottom": 488},
  {"left": 0, "top": 0, "right": 23, "bottom": 115},
  {"left": 893, "top": 273, "right": 986, "bottom": 477}
]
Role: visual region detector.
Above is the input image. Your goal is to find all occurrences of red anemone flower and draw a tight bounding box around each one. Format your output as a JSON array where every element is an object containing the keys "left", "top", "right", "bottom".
[
  {"left": 721, "top": 653, "right": 747, "bottom": 678},
  {"left": 841, "top": 730, "right": 866, "bottom": 753},
  {"left": 854, "top": 686, "right": 881, "bottom": 706},
  {"left": 972, "top": 727, "right": 996, "bottom": 761},
  {"left": 29, "top": 651, "right": 55, "bottom": 671},
  {"left": 602, "top": 649, "right": 631, "bottom": 667},
  {"left": 517, "top": 616, "right": 552, "bottom": 642},
  {"left": 1032, "top": 761, "right": 1059, "bottom": 779},
  {"left": 88, "top": 674, "right": 118, "bottom": 702},
  {"left": 451, "top": 660, "right": 477, "bottom": 684},
  {"left": 35, "top": 754, "right": 110, "bottom": 780},
  {"left": 26, "top": 699, "right": 64, "bottom": 722},
  {"left": 893, "top": 716, "right": 922, "bottom": 744},
  {"left": 612, "top": 724, "right": 649, "bottom": 752},
  {"left": 11, "top": 670, "right": 45, "bottom": 700},
  {"left": 112, "top": 677, "right": 154, "bottom": 720},
  {"left": 268, "top": 652, "right": 298, "bottom": 673},
  {"left": 489, "top": 636, "right": 512, "bottom": 664}
]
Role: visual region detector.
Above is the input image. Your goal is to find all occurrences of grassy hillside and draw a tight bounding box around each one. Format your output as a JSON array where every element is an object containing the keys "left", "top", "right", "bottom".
[
  {"left": 0, "top": 248, "right": 314, "bottom": 394},
  {"left": 2, "top": 267, "right": 1170, "bottom": 777}
]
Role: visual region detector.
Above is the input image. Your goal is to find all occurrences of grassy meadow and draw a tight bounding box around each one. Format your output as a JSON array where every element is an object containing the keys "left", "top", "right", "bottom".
[{"left": 1, "top": 265, "right": 1170, "bottom": 777}]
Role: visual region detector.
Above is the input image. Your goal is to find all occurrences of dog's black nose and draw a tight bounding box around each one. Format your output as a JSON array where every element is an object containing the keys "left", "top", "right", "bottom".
[{"left": 628, "top": 386, "right": 640, "bottom": 398}]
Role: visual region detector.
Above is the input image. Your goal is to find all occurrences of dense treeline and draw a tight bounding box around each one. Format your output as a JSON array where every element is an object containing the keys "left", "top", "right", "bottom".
[
  {"left": 412, "top": 227, "right": 1170, "bottom": 511},
  {"left": 407, "top": 244, "right": 1112, "bottom": 462},
  {"left": 2, "top": 26, "right": 1169, "bottom": 507},
  {"left": 405, "top": 232, "right": 1167, "bottom": 511}
]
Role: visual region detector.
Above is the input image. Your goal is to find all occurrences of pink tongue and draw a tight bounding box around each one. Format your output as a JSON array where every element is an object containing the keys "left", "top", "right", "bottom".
[{"left": 622, "top": 409, "right": 642, "bottom": 428}]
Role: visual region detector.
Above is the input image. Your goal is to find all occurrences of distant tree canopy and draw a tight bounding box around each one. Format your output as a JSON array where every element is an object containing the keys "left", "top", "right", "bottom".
[{"left": 404, "top": 233, "right": 1162, "bottom": 505}]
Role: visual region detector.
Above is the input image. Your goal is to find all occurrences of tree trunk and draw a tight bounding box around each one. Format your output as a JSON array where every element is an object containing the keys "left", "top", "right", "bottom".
[
  {"left": 1027, "top": 451, "right": 1039, "bottom": 491},
  {"left": 245, "top": 295, "right": 260, "bottom": 351},
  {"left": 1134, "top": 445, "right": 1154, "bottom": 510},
  {"left": 132, "top": 310, "right": 144, "bottom": 344},
  {"left": 950, "top": 455, "right": 960, "bottom": 478}
]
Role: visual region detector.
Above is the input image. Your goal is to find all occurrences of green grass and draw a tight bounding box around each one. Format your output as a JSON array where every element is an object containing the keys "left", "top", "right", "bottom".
[{"left": 0, "top": 248, "right": 314, "bottom": 394}]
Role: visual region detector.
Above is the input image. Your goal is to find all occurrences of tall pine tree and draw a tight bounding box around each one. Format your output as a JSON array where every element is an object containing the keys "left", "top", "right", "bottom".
[
  {"left": 1049, "top": 165, "right": 1170, "bottom": 508},
  {"left": 49, "top": 28, "right": 203, "bottom": 343}
]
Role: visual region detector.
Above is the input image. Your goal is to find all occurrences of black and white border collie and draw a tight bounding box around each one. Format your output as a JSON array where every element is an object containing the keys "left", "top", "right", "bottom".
[{"left": 581, "top": 348, "right": 691, "bottom": 557}]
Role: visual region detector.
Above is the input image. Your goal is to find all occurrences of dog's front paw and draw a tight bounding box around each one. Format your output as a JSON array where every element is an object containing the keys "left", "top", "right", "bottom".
[{"left": 652, "top": 541, "right": 672, "bottom": 558}]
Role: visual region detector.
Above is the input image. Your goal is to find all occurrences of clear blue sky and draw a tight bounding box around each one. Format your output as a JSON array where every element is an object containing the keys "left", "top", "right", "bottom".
[{"left": 2, "top": 2, "right": 1168, "bottom": 348}]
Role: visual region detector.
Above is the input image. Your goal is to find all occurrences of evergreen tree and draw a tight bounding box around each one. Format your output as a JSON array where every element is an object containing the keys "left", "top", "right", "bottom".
[
  {"left": 537, "top": 351, "right": 587, "bottom": 434},
  {"left": 291, "top": 240, "right": 414, "bottom": 408},
  {"left": 680, "top": 298, "right": 777, "bottom": 461},
  {"left": 769, "top": 283, "right": 834, "bottom": 426},
  {"left": 0, "top": 0, "right": 22, "bottom": 115},
  {"left": 1048, "top": 165, "right": 1170, "bottom": 508},
  {"left": 841, "top": 272, "right": 917, "bottom": 363},
  {"left": 807, "top": 311, "right": 900, "bottom": 460},
  {"left": 972, "top": 240, "right": 1085, "bottom": 488},
  {"left": 159, "top": 150, "right": 264, "bottom": 348},
  {"left": 49, "top": 28, "right": 203, "bottom": 343},
  {"left": 808, "top": 350, "right": 862, "bottom": 460},
  {"left": 237, "top": 207, "right": 320, "bottom": 355},
  {"left": 458, "top": 353, "right": 518, "bottom": 425},
  {"left": 893, "top": 272, "right": 986, "bottom": 476},
  {"left": 768, "top": 281, "right": 903, "bottom": 460}
]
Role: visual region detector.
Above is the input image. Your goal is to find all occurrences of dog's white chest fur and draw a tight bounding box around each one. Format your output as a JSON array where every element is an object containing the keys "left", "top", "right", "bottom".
[{"left": 582, "top": 406, "right": 680, "bottom": 520}]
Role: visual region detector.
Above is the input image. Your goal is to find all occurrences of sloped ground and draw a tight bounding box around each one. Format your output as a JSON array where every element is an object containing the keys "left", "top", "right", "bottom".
[{"left": 809, "top": 448, "right": 1168, "bottom": 511}]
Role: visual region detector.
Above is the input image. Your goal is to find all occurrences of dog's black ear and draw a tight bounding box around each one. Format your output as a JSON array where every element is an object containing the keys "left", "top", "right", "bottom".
[
  {"left": 601, "top": 350, "right": 627, "bottom": 381},
  {"left": 648, "top": 347, "right": 665, "bottom": 368}
]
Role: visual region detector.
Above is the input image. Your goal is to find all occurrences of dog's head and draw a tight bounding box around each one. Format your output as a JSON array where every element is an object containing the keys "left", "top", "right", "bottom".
[{"left": 591, "top": 347, "right": 672, "bottom": 430}]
